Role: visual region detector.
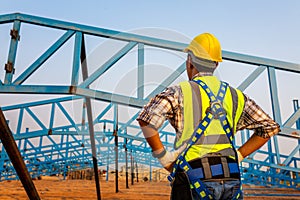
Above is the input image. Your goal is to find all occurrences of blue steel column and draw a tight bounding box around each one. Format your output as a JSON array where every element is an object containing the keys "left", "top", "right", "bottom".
[
  {"left": 267, "top": 67, "right": 281, "bottom": 165},
  {"left": 149, "top": 158, "right": 152, "bottom": 182},
  {"left": 131, "top": 150, "right": 134, "bottom": 185},
  {"left": 72, "top": 32, "right": 82, "bottom": 86},
  {"left": 106, "top": 156, "right": 109, "bottom": 182},
  {"left": 85, "top": 67, "right": 102, "bottom": 199},
  {"left": 138, "top": 43, "right": 144, "bottom": 99},
  {"left": 4, "top": 20, "right": 21, "bottom": 84},
  {"left": 49, "top": 103, "right": 55, "bottom": 133},
  {"left": 81, "top": 99, "right": 87, "bottom": 130},
  {"left": 0, "top": 146, "right": 4, "bottom": 180},
  {"left": 293, "top": 100, "right": 300, "bottom": 129},
  {"left": 113, "top": 104, "right": 119, "bottom": 193},
  {"left": 135, "top": 161, "right": 139, "bottom": 182},
  {"left": 124, "top": 136, "right": 129, "bottom": 188},
  {"left": 80, "top": 33, "right": 101, "bottom": 200},
  {"left": 63, "top": 135, "right": 69, "bottom": 180},
  {"left": 293, "top": 99, "right": 300, "bottom": 155},
  {"left": 16, "top": 108, "right": 24, "bottom": 135}
]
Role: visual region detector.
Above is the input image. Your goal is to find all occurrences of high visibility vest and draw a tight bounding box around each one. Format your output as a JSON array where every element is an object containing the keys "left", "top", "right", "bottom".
[{"left": 176, "top": 76, "right": 245, "bottom": 162}]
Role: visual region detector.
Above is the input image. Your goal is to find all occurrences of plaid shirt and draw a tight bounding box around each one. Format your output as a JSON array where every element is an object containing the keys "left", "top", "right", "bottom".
[{"left": 137, "top": 76, "right": 280, "bottom": 139}]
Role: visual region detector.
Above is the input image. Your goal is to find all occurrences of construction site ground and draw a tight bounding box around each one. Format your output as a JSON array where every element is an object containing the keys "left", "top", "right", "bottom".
[{"left": 0, "top": 176, "right": 299, "bottom": 200}]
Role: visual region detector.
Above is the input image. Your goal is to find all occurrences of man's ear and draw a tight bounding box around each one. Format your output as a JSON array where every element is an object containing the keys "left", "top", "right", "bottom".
[{"left": 186, "top": 55, "right": 194, "bottom": 69}]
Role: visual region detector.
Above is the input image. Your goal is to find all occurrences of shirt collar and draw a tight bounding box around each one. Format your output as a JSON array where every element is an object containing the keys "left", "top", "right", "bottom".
[{"left": 192, "top": 72, "right": 213, "bottom": 79}]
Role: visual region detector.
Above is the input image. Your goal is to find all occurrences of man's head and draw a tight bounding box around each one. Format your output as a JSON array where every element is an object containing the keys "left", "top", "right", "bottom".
[{"left": 184, "top": 33, "right": 222, "bottom": 79}]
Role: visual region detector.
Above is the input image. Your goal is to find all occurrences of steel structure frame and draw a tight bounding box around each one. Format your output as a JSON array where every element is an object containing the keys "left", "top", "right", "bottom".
[{"left": 0, "top": 13, "right": 299, "bottom": 191}]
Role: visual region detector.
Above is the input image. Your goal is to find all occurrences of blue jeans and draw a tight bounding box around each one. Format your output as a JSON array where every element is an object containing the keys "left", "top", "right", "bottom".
[{"left": 171, "top": 172, "right": 243, "bottom": 200}]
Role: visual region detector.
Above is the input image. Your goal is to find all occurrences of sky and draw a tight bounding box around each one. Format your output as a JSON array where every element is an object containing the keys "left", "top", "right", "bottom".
[
  {"left": 0, "top": 1, "right": 299, "bottom": 136},
  {"left": 1, "top": 1, "right": 300, "bottom": 62}
]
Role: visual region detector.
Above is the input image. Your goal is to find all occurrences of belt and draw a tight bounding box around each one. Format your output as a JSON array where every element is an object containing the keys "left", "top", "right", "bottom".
[{"left": 183, "top": 156, "right": 240, "bottom": 181}]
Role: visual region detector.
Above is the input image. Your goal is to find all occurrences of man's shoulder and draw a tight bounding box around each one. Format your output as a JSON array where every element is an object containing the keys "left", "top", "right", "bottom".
[
  {"left": 157, "top": 84, "right": 183, "bottom": 99},
  {"left": 165, "top": 83, "right": 182, "bottom": 92}
]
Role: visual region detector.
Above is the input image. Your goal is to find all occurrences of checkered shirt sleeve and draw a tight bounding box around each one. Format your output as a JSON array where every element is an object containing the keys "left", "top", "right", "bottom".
[
  {"left": 137, "top": 85, "right": 180, "bottom": 130},
  {"left": 237, "top": 95, "right": 281, "bottom": 138}
]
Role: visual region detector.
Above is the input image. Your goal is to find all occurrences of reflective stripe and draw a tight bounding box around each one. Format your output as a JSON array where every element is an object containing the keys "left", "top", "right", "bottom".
[
  {"left": 229, "top": 86, "right": 238, "bottom": 133},
  {"left": 178, "top": 81, "right": 194, "bottom": 148},
  {"left": 229, "top": 86, "right": 245, "bottom": 133},
  {"left": 178, "top": 134, "right": 231, "bottom": 148},
  {"left": 190, "top": 81, "right": 202, "bottom": 129},
  {"left": 215, "top": 148, "right": 236, "bottom": 158},
  {"left": 229, "top": 86, "right": 238, "bottom": 121},
  {"left": 234, "top": 89, "right": 245, "bottom": 133},
  {"left": 195, "top": 134, "right": 230, "bottom": 145}
]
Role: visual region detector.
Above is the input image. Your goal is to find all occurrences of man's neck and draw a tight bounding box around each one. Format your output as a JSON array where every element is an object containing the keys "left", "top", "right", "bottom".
[{"left": 191, "top": 72, "right": 213, "bottom": 80}]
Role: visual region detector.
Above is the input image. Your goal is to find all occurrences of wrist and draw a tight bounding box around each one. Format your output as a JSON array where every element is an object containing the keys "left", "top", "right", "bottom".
[
  {"left": 237, "top": 150, "right": 244, "bottom": 163},
  {"left": 152, "top": 148, "right": 166, "bottom": 159}
]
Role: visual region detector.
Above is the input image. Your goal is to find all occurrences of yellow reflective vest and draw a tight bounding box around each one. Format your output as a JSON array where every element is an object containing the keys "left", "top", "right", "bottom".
[{"left": 176, "top": 76, "right": 245, "bottom": 162}]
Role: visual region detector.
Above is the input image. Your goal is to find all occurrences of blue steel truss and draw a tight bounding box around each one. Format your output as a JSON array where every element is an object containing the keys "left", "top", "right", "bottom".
[{"left": 0, "top": 13, "right": 299, "bottom": 189}]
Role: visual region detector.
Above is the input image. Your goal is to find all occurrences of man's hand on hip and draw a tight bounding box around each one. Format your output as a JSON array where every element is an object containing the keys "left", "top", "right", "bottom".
[{"left": 153, "top": 144, "right": 187, "bottom": 172}]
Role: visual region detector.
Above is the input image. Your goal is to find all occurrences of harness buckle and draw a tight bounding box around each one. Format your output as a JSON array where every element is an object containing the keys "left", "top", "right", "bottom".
[{"left": 206, "top": 101, "right": 226, "bottom": 119}]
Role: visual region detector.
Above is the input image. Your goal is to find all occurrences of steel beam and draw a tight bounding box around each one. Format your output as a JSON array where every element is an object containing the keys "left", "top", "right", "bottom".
[
  {"left": 114, "top": 104, "right": 119, "bottom": 193},
  {"left": 0, "top": 108, "right": 40, "bottom": 199},
  {"left": 4, "top": 20, "right": 21, "bottom": 84},
  {"left": 137, "top": 43, "right": 144, "bottom": 99},
  {"left": 80, "top": 34, "right": 101, "bottom": 200},
  {"left": 1, "top": 13, "right": 299, "bottom": 73},
  {"left": 267, "top": 67, "right": 282, "bottom": 165},
  {"left": 237, "top": 65, "right": 266, "bottom": 91}
]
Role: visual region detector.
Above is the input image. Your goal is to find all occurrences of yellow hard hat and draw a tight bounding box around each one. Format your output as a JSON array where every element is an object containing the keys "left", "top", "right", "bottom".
[{"left": 184, "top": 33, "right": 222, "bottom": 62}]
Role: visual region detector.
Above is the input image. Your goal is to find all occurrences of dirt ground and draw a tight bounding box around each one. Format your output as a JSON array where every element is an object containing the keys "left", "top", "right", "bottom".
[{"left": 0, "top": 176, "right": 299, "bottom": 200}]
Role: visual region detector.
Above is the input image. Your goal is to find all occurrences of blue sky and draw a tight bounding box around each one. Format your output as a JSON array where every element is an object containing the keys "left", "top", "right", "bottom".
[
  {"left": 2, "top": 1, "right": 300, "bottom": 62},
  {"left": 0, "top": 1, "right": 300, "bottom": 122}
]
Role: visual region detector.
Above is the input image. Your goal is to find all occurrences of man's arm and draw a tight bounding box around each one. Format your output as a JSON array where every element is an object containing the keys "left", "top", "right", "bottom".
[
  {"left": 236, "top": 95, "right": 281, "bottom": 161},
  {"left": 138, "top": 120, "right": 185, "bottom": 172},
  {"left": 138, "top": 120, "right": 164, "bottom": 153},
  {"left": 237, "top": 134, "right": 269, "bottom": 160}
]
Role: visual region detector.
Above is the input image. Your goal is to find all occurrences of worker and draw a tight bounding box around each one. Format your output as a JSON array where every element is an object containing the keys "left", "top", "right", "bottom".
[{"left": 137, "top": 33, "right": 280, "bottom": 200}]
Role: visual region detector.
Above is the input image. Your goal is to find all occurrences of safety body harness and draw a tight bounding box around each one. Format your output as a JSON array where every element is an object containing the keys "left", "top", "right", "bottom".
[{"left": 168, "top": 79, "right": 242, "bottom": 200}]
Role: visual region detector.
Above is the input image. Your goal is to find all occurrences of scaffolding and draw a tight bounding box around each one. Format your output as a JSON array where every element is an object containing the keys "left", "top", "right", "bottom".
[{"left": 0, "top": 13, "right": 299, "bottom": 199}]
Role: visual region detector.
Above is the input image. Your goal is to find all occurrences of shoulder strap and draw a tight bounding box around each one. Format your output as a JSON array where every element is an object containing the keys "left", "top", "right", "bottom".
[{"left": 193, "top": 79, "right": 235, "bottom": 141}]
